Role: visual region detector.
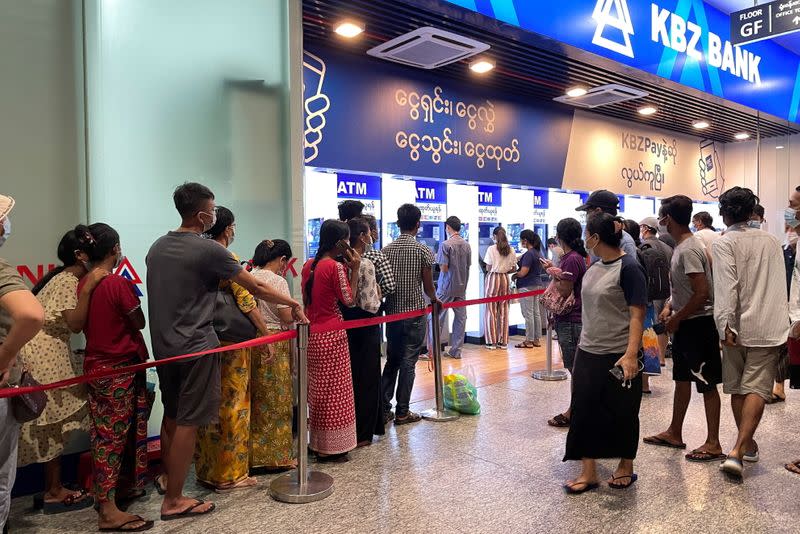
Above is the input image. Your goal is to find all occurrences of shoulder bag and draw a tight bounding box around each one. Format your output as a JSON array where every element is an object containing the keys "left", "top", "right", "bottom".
[
  {"left": 11, "top": 369, "right": 48, "bottom": 423},
  {"left": 214, "top": 288, "right": 257, "bottom": 343}
]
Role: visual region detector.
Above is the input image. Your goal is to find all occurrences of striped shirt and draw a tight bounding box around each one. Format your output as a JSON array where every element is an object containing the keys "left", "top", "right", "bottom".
[
  {"left": 382, "top": 234, "right": 434, "bottom": 314},
  {"left": 711, "top": 224, "right": 789, "bottom": 347}
]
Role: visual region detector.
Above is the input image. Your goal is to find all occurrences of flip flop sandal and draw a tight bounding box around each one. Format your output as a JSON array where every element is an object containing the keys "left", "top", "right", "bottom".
[
  {"left": 547, "top": 414, "right": 570, "bottom": 428},
  {"left": 770, "top": 394, "right": 786, "bottom": 404},
  {"left": 784, "top": 461, "right": 800, "bottom": 475},
  {"left": 99, "top": 515, "right": 155, "bottom": 532},
  {"left": 153, "top": 475, "right": 167, "bottom": 496},
  {"left": 213, "top": 477, "right": 258, "bottom": 494},
  {"left": 742, "top": 450, "right": 760, "bottom": 463},
  {"left": 563, "top": 481, "right": 599, "bottom": 495},
  {"left": 643, "top": 436, "right": 687, "bottom": 449},
  {"left": 160, "top": 500, "right": 216, "bottom": 521},
  {"left": 514, "top": 342, "right": 534, "bottom": 348},
  {"left": 719, "top": 457, "right": 744, "bottom": 478},
  {"left": 609, "top": 473, "right": 638, "bottom": 490},
  {"left": 685, "top": 450, "right": 727, "bottom": 463},
  {"left": 42, "top": 490, "right": 94, "bottom": 515}
]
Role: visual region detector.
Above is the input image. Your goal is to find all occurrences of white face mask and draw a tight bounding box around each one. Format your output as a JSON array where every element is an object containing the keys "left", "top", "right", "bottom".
[
  {"left": 0, "top": 216, "right": 9, "bottom": 247},
  {"left": 747, "top": 220, "right": 762, "bottom": 229}
]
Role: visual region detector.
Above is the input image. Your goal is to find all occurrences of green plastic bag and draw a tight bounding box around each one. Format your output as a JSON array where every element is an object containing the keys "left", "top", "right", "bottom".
[{"left": 443, "top": 373, "right": 480, "bottom": 415}]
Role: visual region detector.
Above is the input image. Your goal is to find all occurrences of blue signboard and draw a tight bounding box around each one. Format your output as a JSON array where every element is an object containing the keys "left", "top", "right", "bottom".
[
  {"left": 533, "top": 189, "right": 550, "bottom": 209},
  {"left": 303, "top": 46, "right": 572, "bottom": 188},
  {"left": 478, "top": 185, "right": 502, "bottom": 206},
  {"left": 438, "top": 0, "right": 800, "bottom": 123},
  {"left": 414, "top": 179, "right": 448, "bottom": 204},
  {"left": 336, "top": 173, "right": 381, "bottom": 200}
]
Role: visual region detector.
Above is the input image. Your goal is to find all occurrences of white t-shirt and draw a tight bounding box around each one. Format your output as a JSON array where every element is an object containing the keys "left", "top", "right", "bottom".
[
  {"left": 694, "top": 228, "right": 720, "bottom": 257},
  {"left": 483, "top": 244, "right": 518, "bottom": 274}
]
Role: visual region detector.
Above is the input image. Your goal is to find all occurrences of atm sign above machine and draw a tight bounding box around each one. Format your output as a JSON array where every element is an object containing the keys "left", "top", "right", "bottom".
[{"left": 731, "top": 0, "right": 800, "bottom": 46}]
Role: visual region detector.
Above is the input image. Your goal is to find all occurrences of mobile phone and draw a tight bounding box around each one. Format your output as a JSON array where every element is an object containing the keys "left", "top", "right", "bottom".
[
  {"left": 539, "top": 257, "right": 548, "bottom": 264},
  {"left": 336, "top": 239, "right": 353, "bottom": 253},
  {"left": 609, "top": 365, "right": 625, "bottom": 382}
]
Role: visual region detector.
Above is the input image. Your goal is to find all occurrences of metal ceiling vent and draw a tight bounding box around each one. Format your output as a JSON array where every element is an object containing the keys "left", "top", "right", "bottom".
[
  {"left": 367, "top": 27, "right": 490, "bottom": 69},
  {"left": 554, "top": 84, "right": 649, "bottom": 108}
]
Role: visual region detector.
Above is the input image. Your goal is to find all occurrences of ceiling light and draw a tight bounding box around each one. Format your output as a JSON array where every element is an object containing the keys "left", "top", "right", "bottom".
[
  {"left": 638, "top": 106, "right": 657, "bottom": 116},
  {"left": 566, "top": 86, "right": 588, "bottom": 97},
  {"left": 777, "top": 145, "right": 785, "bottom": 150},
  {"left": 334, "top": 20, "right": 365, "bottom": 38},
  {"left": 469, "top": 58, "right": 495, "bottom": 74},
  {"left": 693, "top": 120, "right": 710, "bottom": 130},
  {"left": 734, "top": 132, "right": 750, "bottom": 140}
]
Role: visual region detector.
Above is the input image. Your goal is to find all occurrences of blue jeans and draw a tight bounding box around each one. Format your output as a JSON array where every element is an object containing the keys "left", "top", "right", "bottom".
[
  {"left": 428, "top": 295, "right": 467, "bottom": 357},
  {"left": 382, "top": 316, "right": 425, "bottom": 417},
  {"left": 519, "top": 291, "right": 542, "bottom": 342},
  {"left": 555, "top": 321, "right": 582, "bottom": 372},
  {"left": 0, "top": 399, "right": 19, "bottom": 530}
]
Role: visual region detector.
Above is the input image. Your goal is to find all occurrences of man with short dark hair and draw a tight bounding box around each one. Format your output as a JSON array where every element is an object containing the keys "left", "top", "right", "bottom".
[
  {"left": 713, "top": 187, "right": 789, "bottom": 478},
  {"left": 575, "top": 189, "right": 638, "bottom": 259},
  {"left": 147, "top": 182, "right": 306, "bottom": 518},
  {"left": 692, "top": 210, "right": 719, "bottom": 266},
  {"left": 381, "top": 204, "right": 439, "bottom": 425},
  {"left": 361, "top": 214, "right": 396, "bottom": 298},
  {"left": 338, "top": 200, "right": 364, "bottom": 222},
  {"left": 644, "top": 195, "right": 723, "bottom": 463},
  {"left": 430, "top": 216, "right": 471, "bottom": 359},
  {"left": 638, "top": 217, "right": 673, "bottom": 371}
]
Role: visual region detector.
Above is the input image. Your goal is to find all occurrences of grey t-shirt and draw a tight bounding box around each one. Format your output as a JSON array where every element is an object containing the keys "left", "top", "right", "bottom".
[
  {"left": 670, "top": 235, "right": 713, "bottom": 319},
  {"left": 146, "top": 232, "right": 242, "bottom": 359},
  {"left": 590, "top": 230, "right": 638, "bottom": 264},
  {"left": 579, "top": 254, "right": 648, "bottom": 355},
  {"left": 436, "top": 234, "right": 471, "bottom": 298}
]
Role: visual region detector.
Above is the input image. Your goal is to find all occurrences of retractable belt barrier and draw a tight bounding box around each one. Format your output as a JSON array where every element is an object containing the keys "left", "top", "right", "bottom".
[{"left": 0, "top": 288, "right": 545, "bottom": 399}]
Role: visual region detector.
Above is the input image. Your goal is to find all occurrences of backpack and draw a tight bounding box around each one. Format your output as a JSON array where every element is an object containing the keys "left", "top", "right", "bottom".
[{"left": 638, "top": 243, "right": 670, "bottom": 301}]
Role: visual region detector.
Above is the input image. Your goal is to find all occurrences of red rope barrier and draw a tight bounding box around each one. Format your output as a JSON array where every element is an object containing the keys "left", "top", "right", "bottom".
[{"left": 0, "top": 288, "right": 547, "bottom": 398}]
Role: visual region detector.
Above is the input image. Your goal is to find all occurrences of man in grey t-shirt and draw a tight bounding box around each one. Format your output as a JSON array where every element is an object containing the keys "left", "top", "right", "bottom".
[
  {"left": 148, "top": 183, "right": 305, "bottom": 519},
  {"left": 644, "top": 195, "right": 723, "bottom": 463},
  {"left": 430, "top": 216, "right": 471, "bottom": 359}
]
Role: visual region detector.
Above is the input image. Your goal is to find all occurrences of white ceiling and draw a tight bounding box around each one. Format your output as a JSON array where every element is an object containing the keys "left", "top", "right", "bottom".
[{"left": 705, "top": 0, "right": 800, "bottom": 55}]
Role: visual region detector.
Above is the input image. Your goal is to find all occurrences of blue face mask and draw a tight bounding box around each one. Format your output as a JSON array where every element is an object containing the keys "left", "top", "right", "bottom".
[
  {"left": 785, "top": 207, "right": 800, "bottom": 229},
  {"left": 0, "top": 217, "right": 10, "bottom": 248},
  {"left": 690, "top": 225, "right": 697, "bottom": 233},
  {"left": 747, "top": 220, "right": 762, "bottom": 229}
]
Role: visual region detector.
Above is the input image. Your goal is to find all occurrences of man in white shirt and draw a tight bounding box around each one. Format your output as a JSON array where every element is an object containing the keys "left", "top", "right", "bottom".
[
  {"left": 691, "top": 211, "right": 719, "bottom": 266},
  {"left": 712, "top": 187, "right": 789, "bottom": 479},
  {"left": 783, "top": 187, "right": 800, "bottom": 476}
]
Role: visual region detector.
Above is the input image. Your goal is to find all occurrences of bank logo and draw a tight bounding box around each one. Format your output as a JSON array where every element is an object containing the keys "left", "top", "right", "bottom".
[
  {"left": 592, "top": 0, "right": 635, "bottom": 58},
  {"left": 303, "top": 51, "right": 331, "bottom": 164},
  {"left": 114, "top": 257, "right": 143, "bottom": 297}
]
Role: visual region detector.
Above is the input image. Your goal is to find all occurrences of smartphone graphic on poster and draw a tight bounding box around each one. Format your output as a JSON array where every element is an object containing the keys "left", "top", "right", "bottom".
[{"left": 699, "top": 140, "right": 724, "bottom": 199}]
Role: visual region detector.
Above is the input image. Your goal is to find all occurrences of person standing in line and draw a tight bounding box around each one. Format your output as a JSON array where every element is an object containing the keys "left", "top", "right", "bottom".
[
  {"left": 430, "top": 216, "right": 471, "bottom": 359},
  {"left": 691, "top": 211, "right": 719, "bottom": 267},
  {"left": 381, "top": 204, "right": 438, "bottom": 425},
  {"left": 249, "top": 239, "right": 296, "bottom": 471},
  {"left": 338, "top": 200, "right": 364, "bottom": 222},
  {"left": 0, "top": 195, "right": 45, "bottom": 532},
  {"left": 361, "top": 214, "right": 396, "bottom": 300},
  {"left": 343, "top": 218, "right": 384, "bottom": 446},
  {"left": 513, "top": 230, "right": 544, "bottom": 349},
  {"left": 301, "top": 219, "right": 360, "bottom": 461},
  {"left": 775, "top": 201, "right": 800, "bottom": 406},
  {"left": 643, "top": 196, "right": 723, "bottom": 462},
  {"left": 79, "top": 223, "right": 154, "bottom": 532},
  {"left": 563, "top": 213, "right": 647, "bottom": 494},
  {"left": 194, "top": 207, "right": 271, "bottom": 493},
  {"left": 638, "top": 218, "right": 673, "bottom": 367},
  {"left": 18, "top": 226, "right": 109, "bottom": 514},
  {"left": 750, "top": 204, "right": 766, "bottom": 228},
  {"left": 546, "top": 238, "right": 564, "bottom": 268},
  {"left": 147, "top": 183, "right": 305, "bottom": 521},
  {"left": 783, "top": 190, "right": 800, "bottom": 475},
  {"left": 483, "top": 226, "right": 517, "bottom": 350},
  {"left": 544, "top": 218, "right": 587, "bottom": 428},
  {"left": 575, "top": 190, "right": 638, "bottom": 260},
  {"left": 624, "top": 220, "right": 641, "bottom": 247},
  {"left": 712, "top": 187, "right": 789, "bottom": 478}
]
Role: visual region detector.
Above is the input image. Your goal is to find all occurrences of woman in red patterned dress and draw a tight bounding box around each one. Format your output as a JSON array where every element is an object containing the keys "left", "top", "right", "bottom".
[{"left": 301, "top": 219, "right": 360, "bottom": 462}]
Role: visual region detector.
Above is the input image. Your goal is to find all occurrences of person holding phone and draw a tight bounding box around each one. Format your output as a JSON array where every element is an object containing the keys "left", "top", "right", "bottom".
[
  {"left": 512, "top": 230, "right": 545, "bottom": 348},
  {"left": 563, "top": 212, "right": 647, "bottom": 494},
  {"left": 301, "top": 219, "right": 360, "bottom": 462}
]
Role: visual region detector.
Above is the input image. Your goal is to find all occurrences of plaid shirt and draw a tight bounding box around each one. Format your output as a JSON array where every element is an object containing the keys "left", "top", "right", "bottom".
[
  {"left": 382, "top": 234, "right": 434, "bottom": 314},
  {"left": 363, "top": 248, "right": 396, "bottom": 298}
]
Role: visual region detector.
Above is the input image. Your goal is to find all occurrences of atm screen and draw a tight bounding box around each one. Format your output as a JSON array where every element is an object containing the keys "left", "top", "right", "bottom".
[
  {"left": 459, "top": 223, "right": 469, "bottom": 241},
  {"left": 507, "top": 223, "right": 524, "bottom": 253},
  {"left": 387, "top": 222, "right": 401, "bottom": 242},
  {"left": 307, "top": 217, "right": 323, "bottom": 258}
]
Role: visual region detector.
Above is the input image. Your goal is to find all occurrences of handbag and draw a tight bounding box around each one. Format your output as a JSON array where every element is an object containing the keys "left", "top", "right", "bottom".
[
  {"left": 213, "top": 288, "right": 257, "bottom": 343},
  {"left": 11, "top": 369, "right": 48, "bottom": 423}
]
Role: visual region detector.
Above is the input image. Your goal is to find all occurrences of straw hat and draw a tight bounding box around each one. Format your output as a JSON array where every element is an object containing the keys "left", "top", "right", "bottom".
[{"left": 0, "top": 195, "right": 14, "bottom": 221}]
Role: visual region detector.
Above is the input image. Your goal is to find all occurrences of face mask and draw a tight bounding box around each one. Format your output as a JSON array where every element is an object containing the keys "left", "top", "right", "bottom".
[
  {"left": 364, "top": 233, "right": 373, "bottom": 247},
  {"left": 114, "top": 252, "right": 123, "bottom": 270},
  {"left": 658, "top": 224, "right": 668, "bottom": 235},
  {"left": 784, "top": 207, "right": 800, "bottom": 228},
  {"left": 585, "top": 235, "right": 598, "bottom": 257},
  {"left": 690, "top": 225, "right": 697, "bottom": 233},
  {"left": 228, "top": 230, "right": 235, "bottom": 246},
  {"left": 199, "top": 211, "right": 216, "bottom": 232},
  {"left": 747, "top": 220, "right": 762, "bottom": 229},
  {"left": 0, "top": 216, "right": 8, "bottom": 247}
]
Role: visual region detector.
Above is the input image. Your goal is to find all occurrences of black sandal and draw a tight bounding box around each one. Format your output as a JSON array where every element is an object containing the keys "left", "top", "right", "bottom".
[
  {"left": 563, "top": 480, "right": 599, "bottom": 494},
  {"left": 547, "top": 414, "right": 570, "bottom": 427},
  {"left": 609, "top": 473, "right": 638, "bottom": 489},
  {"left": 99, "top": 515, "right": 155, "bottom": 532}
]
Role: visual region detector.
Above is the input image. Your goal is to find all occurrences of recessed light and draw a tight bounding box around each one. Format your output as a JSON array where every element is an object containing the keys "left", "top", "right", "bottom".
[
  {"left": 334, "top": 20, "right": 365, "bottom": 38},
  {"left": 566, "top": 86, "right": 588, "bottom": 97},
  {"left": 693, "top": 120, "right": 710, "bottom": 129},
  {"left": 734, "top": 132, "right": 750, "bottom": 140},
  {"left": 777, "top": 145, "right": 785, "bottom": 150},
  {"left": 469, "top": 58, "right": 495, "bottom": 74},
  {"left": 638, "top": 106, "right": 657, "bottom": 116}
]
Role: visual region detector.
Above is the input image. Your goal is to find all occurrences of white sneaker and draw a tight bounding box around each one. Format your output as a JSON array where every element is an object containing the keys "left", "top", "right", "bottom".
[{"left": 485, "top": 344, "right": 496, "bottom": 350}]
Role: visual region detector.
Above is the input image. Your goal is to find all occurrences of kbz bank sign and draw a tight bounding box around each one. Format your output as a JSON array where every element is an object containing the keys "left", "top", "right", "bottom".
[{"left": 442, "top": 0, "right": 800, "bottom": 122}]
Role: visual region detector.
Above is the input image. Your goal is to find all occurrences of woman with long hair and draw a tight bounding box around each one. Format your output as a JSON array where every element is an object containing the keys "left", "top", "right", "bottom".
[
  {"left": 301, "top": 219, "right": 360, "bottom": 461},
  {"left": 546, "top": 218, "right": 589, "bottom": 428},
  {"left": 249, "top": 239, "right": 296, "bottom": 470},
  {"left": 513, "top": 230, "right": 545, "bottom": 348},
  {"left": 483, "top": 226, "right": 518, "bottom": 349},
  {"left": 18, "top": 226, "right": 108, "bottom": 514},
  {"left": 80, "top": 223, "right": 154, "bottom": 532},
  {"left": 193, "top": 207, "right": 270, "bottom": 493},
  {"left": 343, "top": 218, "right": 384, "bottom": 446},
  {"left": 563, "top": 213, "right": 647, "bottom": 494}
]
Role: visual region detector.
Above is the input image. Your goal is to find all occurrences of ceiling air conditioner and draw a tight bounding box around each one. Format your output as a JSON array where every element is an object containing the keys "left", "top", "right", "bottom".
[
  {"left": 554, "top": 84, "right": 649, "bottom": 108},
  {"left": 367, "top": 27, "right": 490, "bottom": 69}
]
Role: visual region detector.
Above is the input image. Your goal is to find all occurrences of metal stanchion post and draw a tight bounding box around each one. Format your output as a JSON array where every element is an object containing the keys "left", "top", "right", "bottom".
[
  {"left": 270, "top": 323, "right": 334, "bottom": 503},
  {"left": 422, "top": 301, "right": 459, "bottom": 422},
  {"left": 532, "top": 314, "right": 568, "bottom": 381}
]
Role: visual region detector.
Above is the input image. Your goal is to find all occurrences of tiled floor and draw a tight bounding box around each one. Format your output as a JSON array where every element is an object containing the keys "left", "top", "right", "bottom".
[{"left": 8, "top": 358, "right": 800, "bottom": 533}]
